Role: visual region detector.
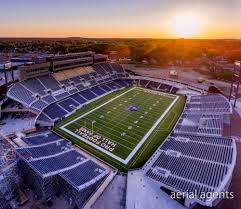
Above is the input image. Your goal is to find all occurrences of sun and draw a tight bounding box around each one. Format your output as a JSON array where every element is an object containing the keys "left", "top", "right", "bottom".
[{"left": 171, "top": 14, "right": 201, "bottom": 38}]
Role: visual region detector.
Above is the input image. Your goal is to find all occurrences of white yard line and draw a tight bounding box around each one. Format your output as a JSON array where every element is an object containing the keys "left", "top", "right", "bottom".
[
  {"left": 61, "top": 87, "right": 135, "bottom": 127},
  {"left": 60, "top": 87, "right": 180, "bottom": 164},
  {"left": 123, "top": 95, "right": 179, "bottom": 164}
]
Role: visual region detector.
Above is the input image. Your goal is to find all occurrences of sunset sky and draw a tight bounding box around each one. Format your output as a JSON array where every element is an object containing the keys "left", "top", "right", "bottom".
[{"left": 1, "top": 0, "right": 241, "bottom": 39}]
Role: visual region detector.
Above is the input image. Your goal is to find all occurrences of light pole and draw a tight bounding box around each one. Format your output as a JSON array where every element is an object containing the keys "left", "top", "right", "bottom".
[
  {"left": 229, "top": 61, "right": 241, "bottom": 107},
  {"left": 92, "top": 120, "right": 96, "bottom": 133},
  {"left": 3, "top": 62, "right": 12, "bottom": 91}
]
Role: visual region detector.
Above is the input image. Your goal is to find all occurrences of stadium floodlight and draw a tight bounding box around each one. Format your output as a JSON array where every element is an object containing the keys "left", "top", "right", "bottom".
[
  {"left": 92, "top": 120, "right": 96, "bottom": 132},
  {"left": 229, "top": 61, "right": 241, "bottom": 107}
]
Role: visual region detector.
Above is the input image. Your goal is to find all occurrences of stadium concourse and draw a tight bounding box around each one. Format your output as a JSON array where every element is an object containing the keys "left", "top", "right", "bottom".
[{"left": 0, "top": 53, "right": 238, "bottom": 209}]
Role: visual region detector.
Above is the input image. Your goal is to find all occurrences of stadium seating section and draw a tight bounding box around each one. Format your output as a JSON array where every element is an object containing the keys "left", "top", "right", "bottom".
[
  {"left": 143, "top": 93, "right": 235, "bottom": 206},
  {"left": 16, "top": 131, "right": 109, "bottom": 205}
]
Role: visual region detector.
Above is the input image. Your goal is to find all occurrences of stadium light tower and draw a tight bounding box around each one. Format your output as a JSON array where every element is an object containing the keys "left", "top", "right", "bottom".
[
  {"left": 229, "top": 61, "right": 241, "bottom": 107},
  {"left": 3, "top": 62, "right": 12, "bottom": 91},
  {"left": 92, "top": 120, "right": 96, "bottom": 132}
]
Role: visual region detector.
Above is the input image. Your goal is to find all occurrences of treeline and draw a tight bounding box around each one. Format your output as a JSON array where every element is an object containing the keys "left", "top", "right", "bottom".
[{"left": 1, "top": 39, "right": 241, "bottom": 64}]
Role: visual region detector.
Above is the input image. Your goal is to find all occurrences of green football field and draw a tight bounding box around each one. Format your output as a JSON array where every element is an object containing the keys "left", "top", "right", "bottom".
[{"left": 55, "top": 87, "right": 186, "bottom": 171}]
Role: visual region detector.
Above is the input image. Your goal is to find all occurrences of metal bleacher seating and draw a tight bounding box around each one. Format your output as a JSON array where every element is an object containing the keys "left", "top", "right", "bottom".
[
  {"left": 79, "top": 89, "right": 97, "bottom": 100},
  {"left": 8, "top": 83, "right": 36, "bottom": 105},
  {"left": 17, "top": 139, "right": 70, "bottom": 158},
  {"left": 42, "top": 95, "right": 56, "bottom": 104},
  {"left": 38, "top": 75, "right": 61, "bottom": 91},
  {"left": 70, "top": 93, "right": 87, "bottom": 104},
  {"left": 90, "top": 86, "right": 106, "bottom": 96},
  {"left": 22, "top": 79, "right": 47, "bottom": 96},
  {"left": 143, "top": 92, "right": 235, "bottom": 207},
  {"left": 58, "top": 98, "right": 80, "bottom": 112},
  {"left": 43, "top": 103, "right": 68, "bottom": 120},
  {"left": 17, "top": 131, "right": 109, "bottom": 206},
  {"left": 22, "top": 132, "right": 60, "bottom": 146}
]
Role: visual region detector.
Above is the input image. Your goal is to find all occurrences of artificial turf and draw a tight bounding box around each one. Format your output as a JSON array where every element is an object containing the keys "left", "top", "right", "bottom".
[{"left": 54, "top": 87, "right": 186, "bottom": 171}]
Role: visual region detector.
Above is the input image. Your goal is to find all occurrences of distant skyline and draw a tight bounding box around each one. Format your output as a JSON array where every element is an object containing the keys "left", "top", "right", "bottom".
[{"left": 1, "top": 0, "right": 241, "bottom": 39}]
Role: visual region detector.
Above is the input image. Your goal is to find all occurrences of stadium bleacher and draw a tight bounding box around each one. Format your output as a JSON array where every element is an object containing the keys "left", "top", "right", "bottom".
[
  {"left": 38, "top": 75, "right": 61, "bottom": 91},
  {"left": 8, "top": 83, "right": 37, "bottom": 105},
  {"left": 43, "top": 103, "right": 68, "bottom": 120},
  {"left": 42, "top": 95, "right": 56, "bottom": 104},
  {"left": 22, "top": 79, "right": 47, "bottom": 96},
  {"left": 90, "top": 86, "right": 106, "bottom": 96},
  {"left": 186, "top": 94, "right": 232, "bottom": 114},
  {"left": 7, "top": 63, "right": 208, "bottom": 128},
  {"left": 79, "top": 89, "right": 97, "bottom": 100},
  {"left": 31, "top": 99, "right": 48, "bottom": 110},
  {"left": 143, "top": 92, "right": 235, "bottom": 207},
  {"left": 17, "top": 131, "right": 109, "bottom": 207},
  {"left": 70, "top": 93, "right": 88, "bottom": 104},
  {"left": 7, "top": 63, "right": 126, "bottom": 110},
  {"left": 58, "top": 98, "right": 80, "bottom": 112},
  {"left": 17, "top": 139, "right": 70, "bottom": 158},
  {"left": 22, "top": 132, "right": 61, "bottom": 146},
  {"left": 60, "top": 160, "right": 108, "bottom": 190},
  {"left": 174, "top": 114, "right": 223, "bottom": 136}
]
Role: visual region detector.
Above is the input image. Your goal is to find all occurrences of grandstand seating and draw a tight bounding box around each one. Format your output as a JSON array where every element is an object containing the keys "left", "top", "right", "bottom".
[
  {"left": 68, "top": 88, "right": 78, "bottom": 95},
  {"left": 7, "top": 63, "right": 126, "bottom": 109},
  {"left": 43, "top": 103, "right": 68, "bottom": 120},
  {"left": 29, "top": 150, "right": 84, "bottom": 175},
  {"left": 31, "top": 99, "right": 48, "bottom": 111},
  {"left": 109, "top": 63, "right": 125, "bottom": 73},
  {"left": 58, "top": 98, "right": 80, "bottom": 112},
  {"left": 22, "top": 132, "right": 60, "bottom": 145},
  {"left": 36, "top": 113, "right": 52, "bottom": 124},
  {"left": 158, "top": 83, "right": 172, "bottom": 92},
  {"left": 146, "top": 81, "right": 160, "bottom": 89},
  {"left": 114, "top": 79, "right": 128, "bottom": 87},
  {"left": 170, "top": 87, "right": 179, "bottom": 94},
  {"left": 174, "top": 114, "right": 223, "bottom": 136},
  {"left": 17, "top": 140, "right": 70, "bottom": 158},
  {"left": 42, "top": 95, "right": 56, "bottom": 103},
  {"left": 54, "top": 92, "right": 70, "bottom": 100},
  {"left": 186, "top": 94, "right": 232, "bottom": 114},
  {"left": 69, "top": 76, "right": 82, "bottom": 85},
  {"left": 145, "top": 129, "right": 235, "bottom": 206},
  {"left": 90, "top": 86, "right": 106, "bottom": 96},
  {"left": 106, "top": 81, "right": 119, "bottom": 90},
  {"left": 143, "top": 92, "right": 235, "bottom": 207},
  {"left": 99, "top": 84, "right": 112, "bottom": 92},
  {"left": 93, "top": 64, "right": 107, "bottom": 76},
  {"left": 59, "top": 79, "right": 71, "bottom": 87},
  {"left": 79, "top": 89, "right": 97, "bottom": 100},
  {"left": 80, "top": 73, "right": 91, "bottom": 81},
  {"left": 22, "top": 79, "right": 46, "bottom": 95},
  {"left": 60, "top": 160, "right": 108, "bottom": 189},
  {"left": 9, "top": 63, "right": 220, "bottom": 129},
  {"left": 8, "top": 83, "right": 36, "bottom": 105},
  {"left": 140, "top": 79, "right": 149, "bottom": 87},
  {"left": 17, "top": 131, "right": 109, "bottom": 207},
  {"left": 71, "top": 93, "right": 87, "bottom": 104},
  {"left": 38, "top": 75, "right": 61, "bottom": 91}
]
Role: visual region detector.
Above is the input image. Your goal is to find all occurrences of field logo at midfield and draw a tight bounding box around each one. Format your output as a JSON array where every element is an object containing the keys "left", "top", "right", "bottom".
[
  {"left": 127, "top": 105, "right": 139, "bottom": 112},
  {"left": 75, "top": 127, "right": 117, "bottom": 152}
]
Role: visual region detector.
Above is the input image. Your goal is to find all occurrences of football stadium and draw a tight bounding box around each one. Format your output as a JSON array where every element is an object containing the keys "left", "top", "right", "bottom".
[{"left": 0, "top": 51, "right": 239, "bottom": 209}]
